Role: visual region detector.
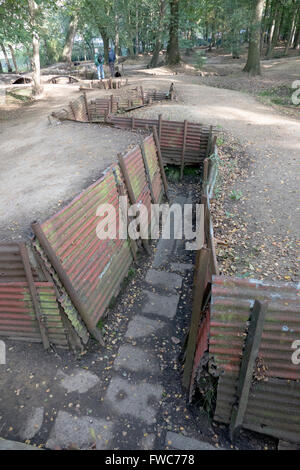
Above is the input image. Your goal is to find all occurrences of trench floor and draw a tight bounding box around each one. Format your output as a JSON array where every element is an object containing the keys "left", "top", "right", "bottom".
[{"left": 0, "top": 176, "right": 276, "bottom": 450}]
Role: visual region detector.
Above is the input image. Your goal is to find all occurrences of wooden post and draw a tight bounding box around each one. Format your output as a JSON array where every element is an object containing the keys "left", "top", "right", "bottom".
[
  {"left": 182, "top": 248, "right": 211, "bottom": 389},
  {"left": 180, "top": 120, "right": 188, "bottom": 180},
  {"left": 210, "top": 135, "right": 217, "bottom": 156},
  {"left": 110, "top": 94, "right": 114, "bottom": 114},
  {"left": 229, "top": 300, "right": 268, "bottom": 441},
  {"left": 152, "top": 126, "right": 169, "bottom": 201},
  {"left": 118, "top": 154, "right": 151, "bottom": 255},
  {"left": 69, "top": 101, "right": 76, "bottom": 120},
  {"left": 83, "top": 92, "right": 91, "bottom": 123},
  {"left": 140, "top": 86, "right": 144, "bottom": 105},
  {"left": 132, "top": 117, "right": 135, "bottom": 130},
  {"left": 203, "top": 158, "right": 210, "bottom": 185},
  {"left": 113, "top": 168, "right": 138, "bottom": 262},
  {"left": 141, "top": 143, "right": 156, "bottom": 204},
  {"left": 32, "top": 222, "right": 105, "bottom": 346},
  {"left": 158, "top": 114, "right": 163, "bottom": 141},
  {"left": 19, "top": 243, "right": 50, "bottom": 350},
  {"left": 205, "top": 125, "right": 213, "bottom": 158}
]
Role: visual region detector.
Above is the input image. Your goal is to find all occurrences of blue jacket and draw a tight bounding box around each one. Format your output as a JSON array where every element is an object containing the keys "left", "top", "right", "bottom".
[{"left": 108, "top": 50, "right": 116, "bottom": 63}]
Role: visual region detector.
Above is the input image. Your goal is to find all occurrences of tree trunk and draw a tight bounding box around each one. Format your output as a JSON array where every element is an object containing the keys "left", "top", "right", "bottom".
[
  {"left": 293, "top": 9, "right": 300, "bottom": 48},
  {"left": 0, "top": 59, "right": 3, "bottom": 73},
  {"left": 28, "top": 0, "right": 43, "bottom": 96},
  {"left": 62, "top": 15, "right": 78, "bottom": 63},
  {"left": 260, "top": 0, "right": 270, "bottom": 53},
  {"left": 266, "top": 3, "right": 283, "bottom": 58},
  {"left": 8, "top": 44, "right": 18, "bottom": 73},
  {"left": 114, "top": 8, "right": 120, "bottom": 56},
  {"left": 243, "top": 0, "right": 265, "bottom": 76},
  {"left": 166, "top": 0, "right": 180, "bottom": 65},
  {"left": 284, "top": 2, "right": 298, "bottom": 55},
  {"left": 0, "top": 43, "right": 12, "bottom": 72},
  {"left": 294, "top": 25, "right": 300, "bottom": 48},
  {"left": 99, "top": 26, "right": 109, "bottom": 64},
  {"left": 150, "top": 0, "right": 165, "bottom": 68},
  {"left": 135, "top": 4, "right": 139, "bottom": 56}
]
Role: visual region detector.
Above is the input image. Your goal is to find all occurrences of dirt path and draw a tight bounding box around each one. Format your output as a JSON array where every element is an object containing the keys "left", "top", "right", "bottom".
[
  {"left": 128, "top": 73, "right": 300, "bottom": 281},
  {"left": 0, "top": 84, "right": 143, "bottom": 242}
]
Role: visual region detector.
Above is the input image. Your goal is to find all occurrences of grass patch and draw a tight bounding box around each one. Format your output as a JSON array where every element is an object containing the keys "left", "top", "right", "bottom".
[
  {"left": 165, "top": 165, "right": 180, "bottom": 182},
  {"left": 97, "top": 318, "right": 105, "bottom": 330},
  {"left": 259, "top": 85, "right": 299, "bottom": 107},
  {"left": 230, "top": 189, "right": 243, "bottom": 200},
  {"left": 183, "top": 165, "right": 200, "bottom": 176}
]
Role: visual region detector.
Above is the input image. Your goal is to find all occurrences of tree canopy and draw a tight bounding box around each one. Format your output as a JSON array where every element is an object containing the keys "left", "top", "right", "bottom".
[{"left": 0, "top": 0, "right": 299, "bottom": 82}]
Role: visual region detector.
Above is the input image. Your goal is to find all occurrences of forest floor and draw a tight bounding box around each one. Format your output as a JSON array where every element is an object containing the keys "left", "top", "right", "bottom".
[
  {"left": 0, "top": 52, "right": 299, "bottom": 450},
  {"left": 126, "top": 54, "right": 300, "bottom": 283}
]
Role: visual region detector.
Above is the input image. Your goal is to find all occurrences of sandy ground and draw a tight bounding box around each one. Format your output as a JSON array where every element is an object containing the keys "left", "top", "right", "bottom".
[
  {"left": 0, "top": 55, "right": 299, "bottom": 450},
  {"left": 0, "top": 84, "right": 143, "bottom": 242},
  {"left": 126, "top": 69, "right": 300, "bottom": 281},
  {"left": 1, "top": 56, "right": 299, "bottom": 268}
]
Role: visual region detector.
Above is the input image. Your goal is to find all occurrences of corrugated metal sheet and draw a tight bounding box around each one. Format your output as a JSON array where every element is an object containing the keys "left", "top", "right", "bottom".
[
  {"left": 37, "top": 134, "right": 165, "bottom": 330},
  {"left": 210, "top": 276, "right": 300, "bottom": 380},
  {"left": 0, "top": 243, "right": 68, "bottom": 347},
  {"left": 215, "top": 373, "right": 300, "bottom": 444},
  {"left": 122, "top": 145, "right": 153, "bottom": 235},
  {"left": 210, "top": 275, "right": 300, "bottom": 443},
  {"left": 71, "top": 95, "right": 89, "bottom": 122},
  {"left": 108, "top": 117, "right": 211, "bottom": 165},
  {"left": 143, "top": 135, "right": 164, "bottom": 203},
  {"left": 189, "top": 310, "right": 210, "bottom": 397},
  {"left": 40, "top": 164, "right": 133, "bottom": 328},
  {"left": 0, "top": 243, "right": 37, "bottom": 282},
  {"left": 0, "top": 282, "right": 68, "bottom": 346}
]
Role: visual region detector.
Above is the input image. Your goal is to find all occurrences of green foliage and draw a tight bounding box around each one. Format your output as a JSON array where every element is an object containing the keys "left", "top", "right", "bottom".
[
  {"left": 230, "top": 189, "right": 243, "bottom": 200},
  {"left": 259, "top": 85, "right": 299, "bottom": 107},
  {"left": 165, "top": 165, "right": 180, "bottom": 182},
  {"left": 194, "top": 49, "right": 207, "bottom": 69},
  {"left": 0, "top": 0, "right": 297, "bottom": 74}
]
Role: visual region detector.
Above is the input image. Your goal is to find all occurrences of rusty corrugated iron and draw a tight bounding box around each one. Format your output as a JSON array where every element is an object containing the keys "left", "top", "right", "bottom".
[
  {"left": 214, "top": 373, "right": 300, "bottom": 444},
  {"left": 0, "top": 243, "right": 68, "bottom": 347},
  {"left": 189, "top": 310, "right": 211, "bottom": 401},
  {"left": 37, "top": 135, "right": 164, "bottom": 331},
  {"left": 40, "top": 164, "right": 133, "bottom": 329},
  {"left": 210, "top": 276, "right": 300, "bottom": 380},
  {"left": 108, "top": 117, "right": 211, "bottom": 165},
  {"left": 0, "top": 243, "right": 37, "bottom": 282},
  {"left": 51, "top": 96, "right": 213, "bottom": 167},
  {"left": 0, "top": 281, "right": 68, "bottom": 346},
  {"left": 210, "top": 275, "right": 300, "bottom": 443},
  {"left": 143, "top": 135, "right": 163, "bottom": 203}
]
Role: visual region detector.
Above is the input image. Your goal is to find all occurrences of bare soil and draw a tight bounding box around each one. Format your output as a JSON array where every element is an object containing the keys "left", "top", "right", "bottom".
[
  {"left": 126, "top": 66, "right": 300, "bottom": 282},
  {"left": 0, "top": 83, "right": 143, "bottom": 242},
  {"left": 0, "top": 55, "right": 299, "bottom": 450}
]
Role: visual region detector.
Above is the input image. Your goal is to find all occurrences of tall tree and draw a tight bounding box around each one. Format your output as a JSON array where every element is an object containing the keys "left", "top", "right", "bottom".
[
  {"left": 243, "top": 0, "right": 265, "bottom": 75},
  {"left": 166, "top": 0, "right": 180, "bottom": 65},
  {"left": 266, "top": 1, "right": 283, "bottom": 58},
  {"left": 293, "top": 9, "right": 300, "bottom": 48},
  {"left": 150, "top": 0, "right": 166, "bottom": 67},
  {"left": 8, "top": 44, "right": 18, "bottom": 72},
  {"left": 62, "top": 14, "right": 79, "bottom": 62},
  {"left": 284, "top": 0, "right": 299, "bottom": 54},
  {"left": 0, "top": 43, "right": 12, "bottom": 72},
  {"left": 28, "top": 0, "right": 43, "bottom": 95}
]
